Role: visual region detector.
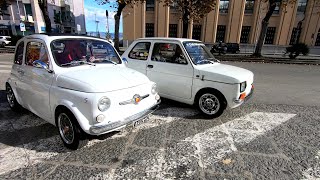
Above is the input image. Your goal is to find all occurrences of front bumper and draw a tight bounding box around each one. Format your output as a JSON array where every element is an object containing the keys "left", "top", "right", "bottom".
[
  {"left": 234, "top": 87, "right": 254, "bottom": 104},
  {"left": 89, "top": 100, "right": 160, "bottom": 135}
]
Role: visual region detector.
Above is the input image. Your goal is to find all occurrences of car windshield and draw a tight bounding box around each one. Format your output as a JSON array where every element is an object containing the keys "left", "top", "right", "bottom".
[
  {"left": 51, "top": 39, "right": 121, "bottom": 67},
  {"left": 183, "top": 41, "right": 217, "bottom": 65}
]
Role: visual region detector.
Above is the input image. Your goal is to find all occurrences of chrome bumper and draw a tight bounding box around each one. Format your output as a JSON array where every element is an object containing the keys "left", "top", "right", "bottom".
[{"left": 89, "top": 100, "right": 161, "bottom": 135}]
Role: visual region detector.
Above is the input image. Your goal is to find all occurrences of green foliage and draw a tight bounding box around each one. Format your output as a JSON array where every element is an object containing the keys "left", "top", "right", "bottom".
[
  {"left": 162, "top": 0, "right": 217, "bottom": 22},
  {"left": 286, "top": 43, "right": 310, "bottom": 59}
]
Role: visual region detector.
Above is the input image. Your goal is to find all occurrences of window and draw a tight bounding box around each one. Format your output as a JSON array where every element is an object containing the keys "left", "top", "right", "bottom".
[
  {"left": 192, "top": 25, "right": 202, "bottom": 40},
  {"left": 26, "top": 42, "right": 48, "bottom": 66},
  {"left": 145, "top": 23, "right": 154, "bottom": 37},
  {"left": 245, "top": 0, "right": 255, "bottom": 14},
  {"left": 297, "top": 0, "right": 308, "bottom": 13},
  {"left": 274, "top": 0, "right": 281, "bottom": 14},
  {"left": 216, "top": 25, "right": 226, "bottom": 42},
  {"left": 151, "top": 43, "right": 187, "bottom": 65},
  {"left": 14, "top": 42, "right": 24, "bottom": 65},
  {"left": 240, "top": 26, "right": 251, "bottom": 43},
  {"left": 24, "top": 4, "right": 33, "bottom": 16},
  {"left": 219, "top": 0, "right": 229, "bottom": 13},
  {"left": 146, "top": 0, "right": 155, "bottom": 11},
  {"left": 289, "top": 28, "right": 298, "bottom": 45},
  {"left": 170, "top": 1, "right": 179, "bottom": 11},
  {"left": 265, "top": 27, "right": 276, "bottom": 44},
  {"left": 129, "top": 42, "right": 151, "bottom": 60},
  {"left": 315, "top": 29, "right": 320, "bottom": 46},
  {"left": 169, "top": 24, "right": 178, "bottom": 38}
]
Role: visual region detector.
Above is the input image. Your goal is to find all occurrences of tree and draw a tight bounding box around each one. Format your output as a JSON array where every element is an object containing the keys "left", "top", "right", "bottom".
[
  {"left": 95, "top": 0, "right": 144, "bottom": 51},
  {"left": 38, "top": 0, "right": 52, "bottom": 33},
  {"left": 162, "top": 0, "right": 217, "bottom": 38},
  {"left": 252, "top": 0, "right": 317, "bottom": 56}
]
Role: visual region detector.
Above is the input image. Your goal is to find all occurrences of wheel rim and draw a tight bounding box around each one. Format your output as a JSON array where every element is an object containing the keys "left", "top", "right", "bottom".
[
  {"left": 199, "top": 93, "right": 220, "bottom": 115},
  {"left": 58, "top": 113, "right": 74, "bottom": 144},
  {"left": 6, "top": 86, "right": 15, "bottom": 108}
]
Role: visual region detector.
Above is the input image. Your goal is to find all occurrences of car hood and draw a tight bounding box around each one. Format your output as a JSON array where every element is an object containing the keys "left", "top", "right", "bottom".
[
  {"left": 56, "top": 66, "right": 150, "bottom": 93},
  {"left": 196, "top": 63, "right": 254, "bottom": 84}
]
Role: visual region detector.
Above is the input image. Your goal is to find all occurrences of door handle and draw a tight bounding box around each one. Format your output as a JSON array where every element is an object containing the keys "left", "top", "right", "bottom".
[{"left": 147, "top": 65, "right": 153, "bottom": 68}]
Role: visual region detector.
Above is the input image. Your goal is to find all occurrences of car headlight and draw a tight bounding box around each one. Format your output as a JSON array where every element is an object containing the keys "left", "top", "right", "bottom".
[
  {"left": 240, "top": 81, "right": 247, "bottom": 92},
  {"left": 151, "top": 83, "right": 157, "bottom": 95},
  {"left": 98, "top": 97, "right": 111, "bottom": 112}
]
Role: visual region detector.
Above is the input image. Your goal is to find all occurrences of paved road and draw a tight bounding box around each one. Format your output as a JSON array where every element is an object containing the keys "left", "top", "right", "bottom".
[{"left": 0, "top": 54, "right": 319, "bottom": 179}]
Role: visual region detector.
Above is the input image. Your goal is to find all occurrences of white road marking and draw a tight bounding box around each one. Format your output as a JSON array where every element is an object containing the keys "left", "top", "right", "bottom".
[
  {"left": 0, "top": 109, "right": 297, "bottom": 178},
  {"left": 103, "top": 112, "right": 296, "bottom": 179},
  {"left": 0, "top": 70, "right": 11, "bottom": 73},
  {"left": 0, "top": 65, "right": 12, "bottom": 68}
]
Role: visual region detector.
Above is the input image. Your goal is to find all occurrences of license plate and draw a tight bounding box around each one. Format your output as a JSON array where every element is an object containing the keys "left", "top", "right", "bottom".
[{"left": 133, "top": 117, "right": 148, "bottom": 127}]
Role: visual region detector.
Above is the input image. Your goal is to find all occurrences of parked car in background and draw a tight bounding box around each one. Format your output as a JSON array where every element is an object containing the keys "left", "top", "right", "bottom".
[
  {"left": 122, "top": 38, "right": 254, "bottom": 118},
  {"left": 210, "top": 42, "right": 240, "bottom": 54},
  {"left": 6, "top": 34, "right": 160, "bottom": 149},
  {"left": 0, "top": 36, "right": 11, "bottom": 47}
]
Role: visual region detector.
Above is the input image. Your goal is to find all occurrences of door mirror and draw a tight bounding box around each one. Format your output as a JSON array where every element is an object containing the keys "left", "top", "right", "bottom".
[{"left": 33, "top": 60, "right": 51, "bottom": 72}]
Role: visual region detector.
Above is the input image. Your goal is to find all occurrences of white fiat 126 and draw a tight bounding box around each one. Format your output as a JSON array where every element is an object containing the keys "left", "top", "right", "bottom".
[
  {"left": 6, "top": 34, "right": 160, "bottom": 149},
  {"left": 122, "top": 38, "right": 254, "bottom": 117}
]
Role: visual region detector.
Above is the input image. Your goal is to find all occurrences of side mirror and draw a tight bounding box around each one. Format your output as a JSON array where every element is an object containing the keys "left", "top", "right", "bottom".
[
  {"left": 122, "top": 58, "right": 128, "bottom": 64},
  {"left": 33, "top": 60, "right": 52, "bottom": 73}
]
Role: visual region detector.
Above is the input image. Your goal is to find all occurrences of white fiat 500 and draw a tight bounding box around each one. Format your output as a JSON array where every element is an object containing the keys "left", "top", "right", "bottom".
[
  {"left": 122, "top": 38, "right": 254, "bottom": 117},
  {"left": 6, "top": 34, "right": 160, "bottom": 149}
]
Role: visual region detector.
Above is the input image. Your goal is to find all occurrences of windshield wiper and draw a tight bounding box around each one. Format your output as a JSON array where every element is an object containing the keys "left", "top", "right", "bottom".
[
  {"left": 197, "top": 59, "right": 214, "bottom": 65},
  {"left": 61, "top": 60, "right": 96, "bottom": 67},
  {"left": 102, "top": 59, "right": 117, "bottom": 65}
]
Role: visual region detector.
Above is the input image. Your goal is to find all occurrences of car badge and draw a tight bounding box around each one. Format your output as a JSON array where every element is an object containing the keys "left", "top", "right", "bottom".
[{"left": 133, "top": 94, "right": 141, "bottom": 104}]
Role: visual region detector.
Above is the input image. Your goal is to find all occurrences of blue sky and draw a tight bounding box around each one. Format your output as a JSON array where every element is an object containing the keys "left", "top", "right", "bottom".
[{"left": 84, "top": 0, "right": 123, "bottom": 33}]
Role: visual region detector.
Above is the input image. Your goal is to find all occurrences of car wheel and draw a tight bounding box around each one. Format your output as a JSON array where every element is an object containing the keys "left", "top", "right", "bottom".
[
  {"left": 0, "top": 42, "right": 5, "bottom": 48},
  {"left": 6, "top": 84, "right": 22, "bottom": 111},
  {"left": 56, "top": 110, "right": 88, "bottom": 150},
  {"left": 197, "top": 91, "right": 226, "bottom": 118}
]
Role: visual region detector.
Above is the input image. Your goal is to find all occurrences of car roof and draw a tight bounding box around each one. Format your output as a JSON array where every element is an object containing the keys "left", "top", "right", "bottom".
[
  {"left": 22, "top": 34, "right": 109, "bottom": 42},
  {"left": 136, "top": 37, "right": 202, "bottom": 43}
]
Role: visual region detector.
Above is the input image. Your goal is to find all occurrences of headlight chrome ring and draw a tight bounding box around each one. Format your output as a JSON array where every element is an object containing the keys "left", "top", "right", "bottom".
[{"left": 98, "top": 97, "right": 111, "bottom": 112}]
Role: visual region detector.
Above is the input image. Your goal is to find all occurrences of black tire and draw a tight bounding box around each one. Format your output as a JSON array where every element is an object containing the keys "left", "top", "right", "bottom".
[
  {"left": 56, "top": 108, "right": 88, "bottom": 150},
  {"left": 196, "top": 90, "right": 226, "bottom": 118},
  {"left": 6, "top": 84, "right": 23, "bottom": 111},
  {"left": 0, "top": 42, "right": 5, "bottom": 48}
]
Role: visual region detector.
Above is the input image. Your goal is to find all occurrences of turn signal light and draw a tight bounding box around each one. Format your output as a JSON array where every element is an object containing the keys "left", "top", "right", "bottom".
[{"left": 239, "top": 93, "right": 246, "bottom": 100}]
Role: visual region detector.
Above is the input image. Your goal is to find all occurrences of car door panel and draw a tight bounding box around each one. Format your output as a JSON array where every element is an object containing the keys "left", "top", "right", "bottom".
[
  {"left": 146, "top": 42, "right": 194, "bottom": 99},
  {"left": 124, "top": 42, "right": 151, "bottom": 75},
  {"left": 21, "top": 40, "right": 53, "bottom": 119}
]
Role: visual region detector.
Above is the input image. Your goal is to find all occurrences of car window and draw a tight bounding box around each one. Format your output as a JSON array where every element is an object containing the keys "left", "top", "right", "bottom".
[
  {"left": 51, "top": 39, "right": 121, "bottom": 66},
  {"left": 129, "top": 42, "right": 151, "bottom": 60},
  {"left": 14, "top": 42, "right": 24, "bottom": 65},
  {"left": 25, "top": 42, "right": 49, "bottom": 66},
  {"left": 151, "top": 43, "right": 187, "bottom": 65}
]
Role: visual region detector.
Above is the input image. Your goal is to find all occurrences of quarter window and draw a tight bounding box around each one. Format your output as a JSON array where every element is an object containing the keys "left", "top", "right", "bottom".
[
  {"left": 151, "top": 43, "right": 187, "bottom": 65},
  {"left": 129, "top": 42, "right": 151, "bottom": 60},
  {"left": 26, "top": 42, "right": 49, "bottom": 66},
  {"left": 14, "top": 42, "right": 24, "bottom": 65}
]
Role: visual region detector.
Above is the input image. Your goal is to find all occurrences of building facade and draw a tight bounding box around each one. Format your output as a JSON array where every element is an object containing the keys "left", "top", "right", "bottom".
[
  {"left": 123, "top": 0, "right": 320, "bottom": 46},
  {"left": 0, "top": 0, "right": 86, "bottom": 36}
]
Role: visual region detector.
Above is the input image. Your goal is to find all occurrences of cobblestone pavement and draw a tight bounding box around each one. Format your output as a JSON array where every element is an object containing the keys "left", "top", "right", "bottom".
[{"left": 0, "top": 56, "right": 320, "bottom": 179}]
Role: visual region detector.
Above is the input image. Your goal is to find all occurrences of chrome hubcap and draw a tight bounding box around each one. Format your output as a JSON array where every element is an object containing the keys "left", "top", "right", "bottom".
[
  {"left": 199, "top": 93, "right": 220, "bottom": 115},
  {"left": 58, "top": 113, "right": 74, "bottom": 144},
  {"left": 6, "top": 86, "right": 15, "bottom": 107}
]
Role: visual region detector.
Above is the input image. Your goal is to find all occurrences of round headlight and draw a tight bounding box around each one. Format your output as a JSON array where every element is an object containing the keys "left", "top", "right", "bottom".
[
  {"left": 98, "top": 97, "right": 111, "bottom": 112},
  {"left": 151, "top": 84, "right": 157, "bottom": 95}
]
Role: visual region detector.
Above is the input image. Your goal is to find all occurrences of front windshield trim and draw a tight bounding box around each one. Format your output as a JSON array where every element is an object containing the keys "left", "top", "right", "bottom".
[
  {"left": 183, "top": 41, "right": 217, "bottom": 65},
  {"left": 50, "top": 38, "right": 121, "bottom": 68}
]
